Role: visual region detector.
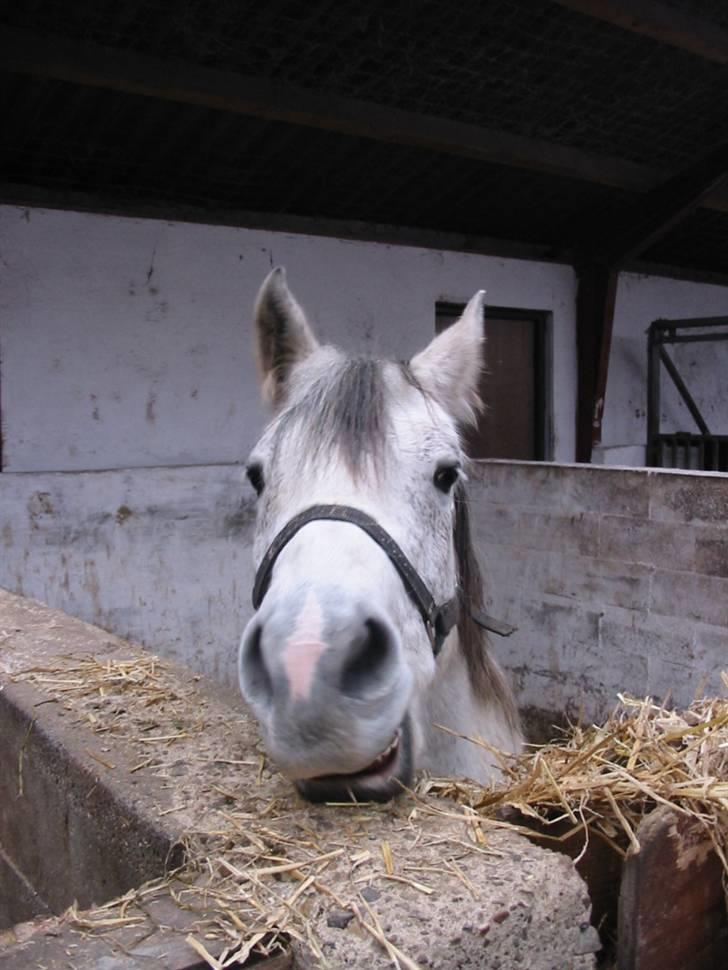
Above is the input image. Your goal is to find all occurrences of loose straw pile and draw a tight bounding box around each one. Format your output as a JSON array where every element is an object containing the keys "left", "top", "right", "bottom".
[
  {"left": 427, "top": 672, "right": 728, "bottom": 876},
  {"left": 13, "top": 657, "right": 728, "bottom": 967}
]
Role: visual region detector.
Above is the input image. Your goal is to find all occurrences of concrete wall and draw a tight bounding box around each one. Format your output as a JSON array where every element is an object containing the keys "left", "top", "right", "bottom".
[
  {"left": 0, "top": 465, "right": 255, "bottom": 686},
  {"left": 0, "top": 204, "right": 577, "bottom": 470},
  {"left": 469, "top": 461, "right": 728, "bottom": 724},
  {"left": 4, "top": 205, "right": 727, "bottom": 474},
  {"left": 2, "top": 461, "right": 726, "bottom": 725}
]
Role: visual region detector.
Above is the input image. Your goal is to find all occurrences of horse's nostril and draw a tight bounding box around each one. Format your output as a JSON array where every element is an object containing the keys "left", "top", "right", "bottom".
[
  {"left": 340, "top": 617, "right": 396, "bottom": 698},
  {"left": 239, "top": 622, "right": 273, "bottom": 705}
]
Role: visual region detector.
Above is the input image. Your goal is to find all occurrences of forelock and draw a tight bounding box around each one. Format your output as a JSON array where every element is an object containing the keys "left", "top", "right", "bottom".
[{"left": 272, "top": 355, "right": 389, "bottom": 476}]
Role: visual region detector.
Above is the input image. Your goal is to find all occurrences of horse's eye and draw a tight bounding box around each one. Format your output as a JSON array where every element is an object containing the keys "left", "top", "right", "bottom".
[
  {"left": 246, "top": 464, "right": 265, "bottom": 496},
  {"left": 433, "top": 464, "right": 460, "bottom": 493}
]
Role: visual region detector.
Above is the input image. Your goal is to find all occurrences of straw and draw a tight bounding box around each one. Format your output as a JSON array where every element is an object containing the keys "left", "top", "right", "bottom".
[{"left": 12, "top": 654, "right": 728, "bottom": 966}]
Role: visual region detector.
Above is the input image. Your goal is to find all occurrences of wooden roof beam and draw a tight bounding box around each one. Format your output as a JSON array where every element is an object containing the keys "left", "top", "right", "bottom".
[
  {"left": 550, "top": 0, "right": 728, "bottom": 63},
  {"left": 2, "top": 24, "right": 728, "bottom": 216},
  {"left": 585, "top": 142, "right": 728, "bottom": 266},
  {"left": 573, "top": 141, "right": 728, "bottom": 462}
]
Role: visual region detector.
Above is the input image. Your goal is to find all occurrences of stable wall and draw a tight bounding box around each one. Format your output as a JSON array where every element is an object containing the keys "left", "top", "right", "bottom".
[
  {"left": 5, "top": 205, "right": 727, "bottom": 473},
  {"left": 0, "top": 464, "right": 252, "bottom": 686},
  {"left": 0, "top": 204, "right": 577, "bottom": 471},
  {"left": 469, "top": 461, "right": 728, "bottom": 723},
  {"left": 597, "top": 272, "right": 728, "bottom": 466},
  {"left": 1, "top": 461, "right": 725, "bottom": 725}
]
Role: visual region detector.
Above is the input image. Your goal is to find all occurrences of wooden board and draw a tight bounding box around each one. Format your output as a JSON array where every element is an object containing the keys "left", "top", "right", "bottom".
[{"left": 618, "top": 807, "right": 727, "bottom": 970}]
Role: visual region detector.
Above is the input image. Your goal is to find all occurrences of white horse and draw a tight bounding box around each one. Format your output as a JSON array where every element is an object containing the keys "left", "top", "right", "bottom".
[{"left": 239, "top": 268, "right": 522, "bottom": 801}]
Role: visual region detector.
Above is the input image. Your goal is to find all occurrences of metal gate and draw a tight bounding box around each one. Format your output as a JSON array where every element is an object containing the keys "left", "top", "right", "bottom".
[{"left": 647, "top": 317, "right": 728, "bottom": 471}]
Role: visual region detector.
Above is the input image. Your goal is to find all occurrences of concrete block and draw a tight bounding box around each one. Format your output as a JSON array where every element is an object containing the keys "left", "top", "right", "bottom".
[
  {"left": 471, "top": 461, "right": 650, "bottom": 518},
  {"left": 650, "top": 569, "right": 728, "bottom": 629},
  {"left": 598, "top": 612, "right": 695, "bottom": 703},
  {"left": 599, "top": 514, "right": 695, "bottom": 572},
  {"left": 649, "top": 471, "right": 728, "bottom": 525},
  {"left": 0, "top": 591, "right": 598, "bottom": 970},
  {"left": 691, "top": 624, "right": 728, "bottom": 696},
  {"left": 0, "top": 466, "right": 257, "bottom": 688},
  {"left": 694, "top": 533, "right": 728, "bottom": 578},
  {"left": 527, "top": 552, "right": 652, "bottom": 611},
  {"left": 0, "top": 846, "right": 51, "bottom": 931},
  {"left": 517, "top": 510, "right": 600, "bottom": 556},
  {"left": 503, "top": 601, "right": 617, "bottom": 722},
  {"left": 472, "top": 503, "right": 520, "bottom": 547},
  {"left": 646, "top": 654, "right": 713, "bottom": 708},
  {"left": 475, "top": 541, "right": 529, "bottom": 621},
  {"left": 516, "top": 599, "right": 600, "bottom": 649}
]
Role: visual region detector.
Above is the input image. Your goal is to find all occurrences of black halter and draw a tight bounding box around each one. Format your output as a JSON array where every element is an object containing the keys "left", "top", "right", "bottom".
[{"left": 252, "top": 504, "right": 459, "bottom": 656}]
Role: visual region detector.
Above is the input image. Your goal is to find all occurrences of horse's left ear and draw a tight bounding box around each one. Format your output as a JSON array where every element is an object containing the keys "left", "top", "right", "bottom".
[{"left": 410, "top": 290, "right": 485, "bottom": 426}]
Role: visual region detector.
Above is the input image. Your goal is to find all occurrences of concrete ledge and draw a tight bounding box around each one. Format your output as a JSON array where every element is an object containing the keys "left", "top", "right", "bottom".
[
  {"left": 0, "top": 590, "right": 598, "bottom": 969},
  {"left": 0, "top": 678, "right": 185, "bottom": 920}
]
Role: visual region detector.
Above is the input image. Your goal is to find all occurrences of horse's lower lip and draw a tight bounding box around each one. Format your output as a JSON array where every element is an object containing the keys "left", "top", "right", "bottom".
[
  {"left": 294, "top": 716, "right": 413, "bottom": 803},
  {"left": 309, "top": 731, "right": 401, "bottom": 784}
]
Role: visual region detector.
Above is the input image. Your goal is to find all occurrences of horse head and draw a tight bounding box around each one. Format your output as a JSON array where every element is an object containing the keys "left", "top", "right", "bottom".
[{"left": 239, "top": 268, "right": 521, "bottom": 801}]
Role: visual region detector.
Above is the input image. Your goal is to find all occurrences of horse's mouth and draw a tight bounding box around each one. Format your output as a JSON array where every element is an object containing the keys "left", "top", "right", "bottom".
[{"left": 295, "top": 719, "right": 413, "bottom": 803}]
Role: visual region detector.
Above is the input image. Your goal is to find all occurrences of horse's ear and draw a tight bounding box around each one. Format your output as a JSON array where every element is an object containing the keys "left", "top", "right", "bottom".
[
  {"left": 254, "top": 267, "right": 319, "bottom": 409},
  {"left": 410, "top": 291, "right": 485, "bottom": 426}
]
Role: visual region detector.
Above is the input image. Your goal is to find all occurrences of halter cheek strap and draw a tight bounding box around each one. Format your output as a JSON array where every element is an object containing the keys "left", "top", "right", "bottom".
[{"left": 251, "top": 504, "right": 459, "bottom": 656}]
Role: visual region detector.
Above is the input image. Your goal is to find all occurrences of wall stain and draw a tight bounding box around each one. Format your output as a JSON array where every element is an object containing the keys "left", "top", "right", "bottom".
[
  {"left": 27, "top": 492, "right": 54, "bottom": 528},
  {"left": 222, "top": 499, "right": 256, "bottom": 537},
  {"left": 83, "top": 559, "right": 102, "bottom": 619},
  {"left": 146, "top": 245, "right": 157, "bottom": 284},
  {"left": 145, "top": 300, "right": 169, "bottom": 322},
  {"left": 146, "top": 392, "right": 157, "bottom": 424},
  {"left": 115, "top": 505, "right": 133, "bottom": 525},
  {"left": 60, "top": 552, "right": 70, "bottom": 592}
]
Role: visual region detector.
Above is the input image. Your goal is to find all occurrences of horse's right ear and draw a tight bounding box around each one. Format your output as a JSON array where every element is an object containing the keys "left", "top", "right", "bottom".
[
  {"left": 253, "top": 267, "right": 319, "bottom": 409},
  {"left": 410, "top": 290, "right": 486, "bottom": 427}
]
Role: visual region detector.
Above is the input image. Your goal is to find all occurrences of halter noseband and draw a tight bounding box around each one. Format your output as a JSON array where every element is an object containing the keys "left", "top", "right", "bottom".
[{"left": 251, "top": 504, "right": 459, "bottom": 656}]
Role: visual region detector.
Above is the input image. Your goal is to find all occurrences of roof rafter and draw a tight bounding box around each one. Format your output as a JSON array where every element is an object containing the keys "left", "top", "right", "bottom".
[
  {"left": 585, "top": 142, "right": 728, "bottom": 265},
  {"left": 550, "top": 0, "right": 728, "bottom": 63},
  {"left": 573, "top": 141, "right": 728, "bottom": 462},
  {"left": 2, "top": 24, "right": 728, "bottom": 215}
]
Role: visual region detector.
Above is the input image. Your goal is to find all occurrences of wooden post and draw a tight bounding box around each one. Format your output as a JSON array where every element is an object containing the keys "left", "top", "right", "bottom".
[
  {"left": 646, "top": 321, "right": 662, "bottom": 466},
  {"left": 575, "top": 262, "right": 618, "bottom": 462},
  {"left": 618, "top": 807, "right": 727, "bottom": 970}
]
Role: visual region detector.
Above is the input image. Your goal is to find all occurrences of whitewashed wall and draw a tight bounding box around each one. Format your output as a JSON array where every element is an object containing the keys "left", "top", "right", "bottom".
[
  {"left": 1, "top": 205, "right": 727, "bottom": 473},
  {"left": 0, "top": 205, "right": 576, "bottom": 471},
  {"left": 597, "top": 272, "right": 728, "bottom": 466}
]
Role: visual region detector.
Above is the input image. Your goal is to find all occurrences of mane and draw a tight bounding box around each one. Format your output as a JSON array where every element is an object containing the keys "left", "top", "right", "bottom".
[
  {"left": 454, "top": 484, "right": 522, "bottom": 733},
  {"left": 402, "top": 361, "right": 520, "bottom": 728},
  {"left": 274, "top": 356, "right": 387, "bottom": 475}
]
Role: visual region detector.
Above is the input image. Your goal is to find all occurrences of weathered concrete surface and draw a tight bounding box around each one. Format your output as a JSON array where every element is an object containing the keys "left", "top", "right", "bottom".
[
  {"left": 0, "top": 677, "right": 185, "bottom": 918},
  {"left": 470, "top": 461, "right": 728, "bottom": 731},
  {"left": 2, "top": 461, "right": 727, "bottom": 739},
  {"left": 0, "top": 463, "right": 255, "bottom": 685},
  {"left": 0, "top": 846, "right": 51, "bottom": 931},
  {"left": 0, "top": 591, "right": 599, "bottom": 969}
]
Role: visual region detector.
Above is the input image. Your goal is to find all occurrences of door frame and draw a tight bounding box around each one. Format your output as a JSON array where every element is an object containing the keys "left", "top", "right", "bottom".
[{"left": 435, "top": 302, "right": 552, "bottom": 461}]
